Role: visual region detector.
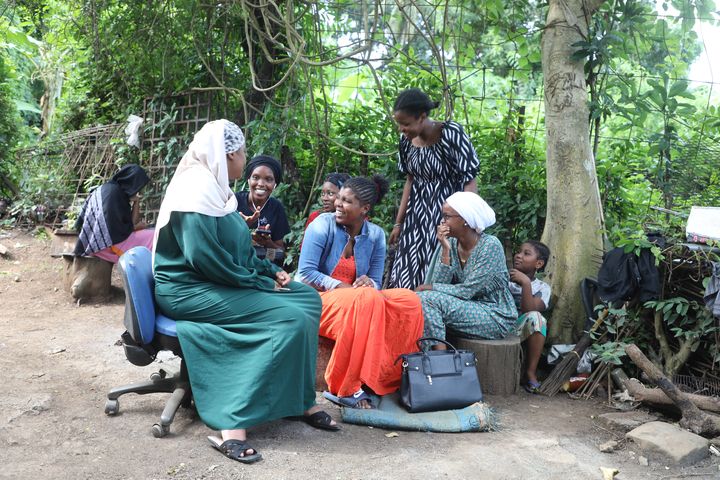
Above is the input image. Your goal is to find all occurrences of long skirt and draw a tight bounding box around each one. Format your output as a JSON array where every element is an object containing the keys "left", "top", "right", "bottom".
[
  {"left": 92, "top": 228, "right": 155, "bottom": 263},
  {"left": 319, "top": 287, "right": 423, "bottom": 397},
  {"left": 155, "top": 281, "right": 321, "bottom": 431}
]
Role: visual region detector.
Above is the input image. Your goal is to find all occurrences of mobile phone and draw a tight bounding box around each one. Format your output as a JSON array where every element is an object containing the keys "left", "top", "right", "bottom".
[{"left": 256, "top": 228, "right": 271, "bottom": 236}]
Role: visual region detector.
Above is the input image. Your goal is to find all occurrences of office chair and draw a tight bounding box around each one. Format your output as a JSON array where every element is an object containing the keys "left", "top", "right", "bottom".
[{"left": 104, "top": 246, "right": 191, "bottom": 438}]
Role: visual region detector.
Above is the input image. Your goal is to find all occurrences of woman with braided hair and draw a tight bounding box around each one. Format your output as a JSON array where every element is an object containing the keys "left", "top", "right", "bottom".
[
  {"left": 297, "top": 174, "right": 424, "bottom": 409},
  {"left": 388, "top": 88, "right": 480, "bottom": 290}
]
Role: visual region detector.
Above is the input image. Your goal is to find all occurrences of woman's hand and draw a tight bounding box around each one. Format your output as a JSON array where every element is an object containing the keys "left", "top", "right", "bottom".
[
  {"left": 353, "top": 275, "right": 374, "bottom": 288},
  {"left": 436, "top": 224, "right": 451, "bottom": 251},
  {"left": 415, "top": 284, "right": 432, "bottom": 292},
  {"left": 240, "top": 207, "right": 261, "bottom": 226},
  {"left": 335, "top": 282, "right": 353, "bottom": 289},
  {"left": 275, "top": 270, "right": 291, "bottom": 287},
  {"left": 388, "top": 224, "right": 401, "bottom": 245},
  {"left": 251, "top": 231, "right": 274, "bottom": 246}
]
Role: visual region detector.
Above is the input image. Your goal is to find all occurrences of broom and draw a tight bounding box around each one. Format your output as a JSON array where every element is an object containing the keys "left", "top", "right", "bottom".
[{"left": 538, "top": 309, "right": 608, "bottom": 397}]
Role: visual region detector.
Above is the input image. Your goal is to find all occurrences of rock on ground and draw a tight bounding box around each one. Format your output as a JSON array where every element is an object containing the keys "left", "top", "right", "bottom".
[{"left": 626, "top": 421, "right": 709, "bottom": 465}]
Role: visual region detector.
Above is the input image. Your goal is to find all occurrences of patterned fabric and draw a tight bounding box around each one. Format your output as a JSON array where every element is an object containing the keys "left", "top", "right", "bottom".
[
  {"left": 388, "top": 121, "right": 480, "bottom": 290},
  {"left": 223, "top": 121, "right": 245, "bottom": 153},
  {"left": 75, "top": 187, "right": 113, "bottom": 256},
  {"left": 419, "top": 234, "right": 517, "bottom": 340},
  {"left": 331, "top": 256, "right": 356, "bottom": 285},
  {"left": 516, "top": 311, "right": 548, "bottom": 339}
]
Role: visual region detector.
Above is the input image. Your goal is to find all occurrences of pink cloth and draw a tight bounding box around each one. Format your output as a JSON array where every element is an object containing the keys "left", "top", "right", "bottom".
[{"left": 91, "top": 228, "right": 155, "bottom": 264}]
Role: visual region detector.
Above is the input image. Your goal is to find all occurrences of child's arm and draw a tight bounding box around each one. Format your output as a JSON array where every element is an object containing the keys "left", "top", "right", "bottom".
[{"left": 509, "top": 269, "right": 546, "bottom": 313}]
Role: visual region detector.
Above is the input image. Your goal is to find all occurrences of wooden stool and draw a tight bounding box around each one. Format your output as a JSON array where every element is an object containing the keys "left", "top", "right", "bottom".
[
  {"left": 450, "top": 335, "right": 522, "bottom": 396},
  {"left": 315, "top": 336, "right": 334, "bottom": 392}
]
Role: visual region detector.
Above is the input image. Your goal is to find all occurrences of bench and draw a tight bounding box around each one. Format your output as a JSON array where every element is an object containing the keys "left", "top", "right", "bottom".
[{"left": 449, "top": 335, "right": 522, "bottom": 396}]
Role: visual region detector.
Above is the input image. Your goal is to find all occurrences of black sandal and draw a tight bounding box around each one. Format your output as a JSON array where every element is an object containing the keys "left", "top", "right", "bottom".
[
  {"left": 208, "top": 436, "right": 262, "bottom": 464},
  {"left": 286, "top": 410, "right": 341, "bottom": 431},
  {"left": 302, "top": 410, "right": 341, "bottom": 431}
]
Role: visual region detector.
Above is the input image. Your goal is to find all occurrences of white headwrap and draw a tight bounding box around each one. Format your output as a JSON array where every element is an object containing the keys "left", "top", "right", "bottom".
[
  {"left": 445, "top": 191, "right": 496, "bottom": 233},
  {"left": 152, "top": 119, "right": 244, "bottom": 260}
]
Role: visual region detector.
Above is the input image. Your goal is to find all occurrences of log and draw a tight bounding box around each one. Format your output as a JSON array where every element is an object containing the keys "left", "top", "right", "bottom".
[
  {"left": 63, "top": 254, "right": 113, "bottom": 300},
  {"left": 451, "top": 335, "right": 522, "bottom": 396},
  {"left": 625, "top": 344, "right": 720, "bottom": 437},
  {"left": 624, "top": 378, "right": 720, "bottom": 414},
  {"left": 315, "top": 336, "right": 334, "bottom": 392}
]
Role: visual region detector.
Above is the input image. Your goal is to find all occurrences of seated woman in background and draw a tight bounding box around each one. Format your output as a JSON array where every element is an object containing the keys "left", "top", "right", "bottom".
[
  {"left": 235, "top": 155, "right": 289, "bottom": 267},
  {"left": 304, "top": 172, "right": 351, "bottom": 230},
  {"left": 73, "top": 164, "right": 154, "bottom": 263},
  {"left": 416, "top": 192, "right": 517, "bottom": 346},
  {"left": 297, "top": 175, "right": 424, "bottom": 409},
  {"left": 153, "top": 119, "right": 337, "bottom": 465}
]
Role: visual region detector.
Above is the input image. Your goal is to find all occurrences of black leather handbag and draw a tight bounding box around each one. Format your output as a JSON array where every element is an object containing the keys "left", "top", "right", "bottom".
[{"left": 398, "top": 337, "right": 483, "bottom": 413}]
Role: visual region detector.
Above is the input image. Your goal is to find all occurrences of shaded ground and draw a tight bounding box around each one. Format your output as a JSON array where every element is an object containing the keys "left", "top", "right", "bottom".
[{"left": 1, "top": 229, "right": 719, "bottom": 479}]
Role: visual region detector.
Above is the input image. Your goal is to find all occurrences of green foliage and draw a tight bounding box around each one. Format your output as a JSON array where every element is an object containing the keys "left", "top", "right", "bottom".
[{"left": 645, "top": 297, "right": 717, "bottom": 349}]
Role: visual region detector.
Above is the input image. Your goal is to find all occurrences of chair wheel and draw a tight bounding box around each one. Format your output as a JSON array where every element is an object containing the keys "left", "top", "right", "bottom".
[
  {"left": 104, "top": 399, "right": 119, "bottom": 415},
  {"left": 152, "top": 423, "right": 169, "bottom": 438},
  {"left": 150, "top": 370, "right": 166, "bottom": 382}
]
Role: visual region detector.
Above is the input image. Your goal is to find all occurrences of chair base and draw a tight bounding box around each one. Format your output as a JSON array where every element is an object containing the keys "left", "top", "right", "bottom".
[{"left": 105, "top": 361, "right": 191, "bottom": 437}]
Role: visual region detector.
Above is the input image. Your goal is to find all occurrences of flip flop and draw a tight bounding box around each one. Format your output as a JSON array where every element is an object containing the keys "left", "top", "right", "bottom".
[
  {"left": 524, "top": 380, "right": 541, "bottom": 394},
  {"left": 322, "top": 390, "right": 375, "bottom": 409},
  {"left": 286, "top": 410, "right": 341, "bottom": 431},
  {"left": 207, "top": 436, "right": 262, "bottom": 464}
]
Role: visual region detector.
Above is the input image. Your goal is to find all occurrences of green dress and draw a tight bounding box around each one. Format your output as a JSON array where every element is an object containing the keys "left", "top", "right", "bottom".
[{"left": 154, "top": 211, "right": 322, "bottom": 430}]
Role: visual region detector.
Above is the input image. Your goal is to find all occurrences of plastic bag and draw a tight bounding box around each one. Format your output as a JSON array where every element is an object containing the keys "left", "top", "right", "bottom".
[
  {"left": 125, "top": 115, "right": 143, "bottom": 148},
  {"left": 547, "top": 344, "right": 596, "bottom": 373}
]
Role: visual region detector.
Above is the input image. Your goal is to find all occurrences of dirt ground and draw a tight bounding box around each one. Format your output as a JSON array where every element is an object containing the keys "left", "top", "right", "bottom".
[{"left": 1, "top": 229, "right": 719, "bottom": 480}]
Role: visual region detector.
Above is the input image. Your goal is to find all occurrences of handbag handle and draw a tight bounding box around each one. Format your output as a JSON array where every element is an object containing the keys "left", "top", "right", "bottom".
[{"left": 416, "top": 337, "right": 458, "bottom": 352}]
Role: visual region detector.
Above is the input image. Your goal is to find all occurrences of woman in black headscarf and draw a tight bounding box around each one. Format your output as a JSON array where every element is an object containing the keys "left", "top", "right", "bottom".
[
  {"left": 73, "top": 164, "right": 154, "bottom": 263},
  {"left": 234, "top": 155, "right": 290, "bottom": 266}
]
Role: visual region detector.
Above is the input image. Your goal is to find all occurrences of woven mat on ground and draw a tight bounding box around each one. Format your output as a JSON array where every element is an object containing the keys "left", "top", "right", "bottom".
[{"left": 340, "top": 393, "right": 497, "bottom": 432}]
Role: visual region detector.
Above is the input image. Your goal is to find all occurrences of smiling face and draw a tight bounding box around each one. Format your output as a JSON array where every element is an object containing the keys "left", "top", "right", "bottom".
[
  {"left": 226, "top": 147, "right": 247, "bottom": 181},
  {"left": 513, "top": 242, "right": 544, "bottom": 275},
  {"left": 334, "top": 187, "right": 368, "bottom": 227},
  {"left": 392, "top": 110, "right": 427, "bottom": 141},
  {"left": 247, "top": 165, "right": 276, "bottom": 203},
  {"left": 320, "top": 181, "right": 341, "bottom": 213}
]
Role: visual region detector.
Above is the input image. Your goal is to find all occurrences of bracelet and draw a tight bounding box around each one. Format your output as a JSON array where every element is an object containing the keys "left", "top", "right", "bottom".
[{"left": 393, "top": 223, "right": 402, "bottom": 228}]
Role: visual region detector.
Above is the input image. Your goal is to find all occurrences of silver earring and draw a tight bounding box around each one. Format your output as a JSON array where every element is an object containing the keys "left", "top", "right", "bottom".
[{"left": 464, "top": 222, "right": 468, "bottom": 226}]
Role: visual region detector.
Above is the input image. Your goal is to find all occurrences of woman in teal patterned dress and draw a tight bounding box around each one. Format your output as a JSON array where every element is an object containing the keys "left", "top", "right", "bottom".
[
  {"left": 153, "top": 120, "right": 337, "bottom": 464},
  {"left": 416, "top": 192, "right": 517, "bottom": 345}
]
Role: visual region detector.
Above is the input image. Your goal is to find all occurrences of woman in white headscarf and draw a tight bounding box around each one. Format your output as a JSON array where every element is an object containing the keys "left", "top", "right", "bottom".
[
  {"left": 153, "top": 120, "right": 337, "bottom": 465},
  {"left": 415, "top": 192, "right": 517, "bottom": 345}
]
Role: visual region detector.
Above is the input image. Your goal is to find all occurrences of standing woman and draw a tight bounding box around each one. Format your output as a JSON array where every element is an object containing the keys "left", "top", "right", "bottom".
[
  {"left": 73, "top": 163, "right": 154, "bottom": 263},
  {"left": 153, "top": 120, "right": 337, "bottom": 464},
  {"left": 235, "top": 155, "right": 290, "bottom": 266},
  {"left": 388, "top": 88, "right": 480, "bottom": 290}
]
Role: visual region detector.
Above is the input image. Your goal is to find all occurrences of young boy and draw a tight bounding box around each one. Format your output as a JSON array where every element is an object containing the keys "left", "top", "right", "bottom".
[{"left": 508, "top": 240, "right": 551, "bottom": 393}]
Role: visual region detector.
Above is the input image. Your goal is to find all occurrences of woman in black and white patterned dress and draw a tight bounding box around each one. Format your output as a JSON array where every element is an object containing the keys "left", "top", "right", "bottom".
[{"left": 388, "top": 89, "right": 480, "bottom": 290}]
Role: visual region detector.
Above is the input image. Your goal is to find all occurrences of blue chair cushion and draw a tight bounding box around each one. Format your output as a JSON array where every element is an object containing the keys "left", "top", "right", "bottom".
[{"left": 156, "top": 314, "right": 178, "bottom": 337}]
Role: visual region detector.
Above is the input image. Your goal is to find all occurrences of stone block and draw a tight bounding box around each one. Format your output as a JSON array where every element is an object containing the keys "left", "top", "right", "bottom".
[
  {"left": 626, "top": 421, "right": 709, "bottom": 465},
  {"left": 451, "top": 335, "right": 522, "bottom": 396},
  {"left": 596, "top": 411, "right": 659, "bottom": 432}
]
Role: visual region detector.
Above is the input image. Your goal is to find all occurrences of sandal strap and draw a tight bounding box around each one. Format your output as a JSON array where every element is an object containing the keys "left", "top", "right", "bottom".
[{"left": 220, "top": 439, "right": 254, "bottom": 456}]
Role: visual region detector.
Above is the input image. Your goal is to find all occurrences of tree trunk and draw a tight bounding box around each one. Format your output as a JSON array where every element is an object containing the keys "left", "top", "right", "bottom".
[
  {"left": 624, "top": 377, "right": 720, "bottom": 414},
  {"left": 541, "top": 0, "right": 606, "bottom": 344},
  {"left": 625, "top": 344, "right": 720, "bottom": 437}
]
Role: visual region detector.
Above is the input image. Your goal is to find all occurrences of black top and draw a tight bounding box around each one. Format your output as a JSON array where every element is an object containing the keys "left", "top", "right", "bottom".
[{"left": 234, "top": 191, "right": 290, "bottom": 243}]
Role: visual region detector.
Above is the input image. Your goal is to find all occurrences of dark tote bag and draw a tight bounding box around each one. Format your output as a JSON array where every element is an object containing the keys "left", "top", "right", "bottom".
[{"left": 397, "top": 337, "right": 483, "bottom": 413}]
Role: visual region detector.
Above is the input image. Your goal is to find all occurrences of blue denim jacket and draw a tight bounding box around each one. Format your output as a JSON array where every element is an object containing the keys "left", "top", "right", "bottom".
[{"left": 295, "top": 212, "right": 386, "bottom": 290}]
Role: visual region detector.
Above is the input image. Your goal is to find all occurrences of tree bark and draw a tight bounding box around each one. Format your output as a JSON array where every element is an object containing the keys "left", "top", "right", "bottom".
[
  {"left": 623, "top": 377, "right": 720, "bottom": 414},
  {"left": 625, "top": 344, "right": 720, "bottom": 437},
  {"left": 541, "top": 0, "right": 606, "bottom": 343}
]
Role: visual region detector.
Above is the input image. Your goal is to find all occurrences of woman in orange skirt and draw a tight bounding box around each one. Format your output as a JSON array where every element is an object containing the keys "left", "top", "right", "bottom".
[{"left": 296, "top": 175, "right": 424, "bottom": 408}]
